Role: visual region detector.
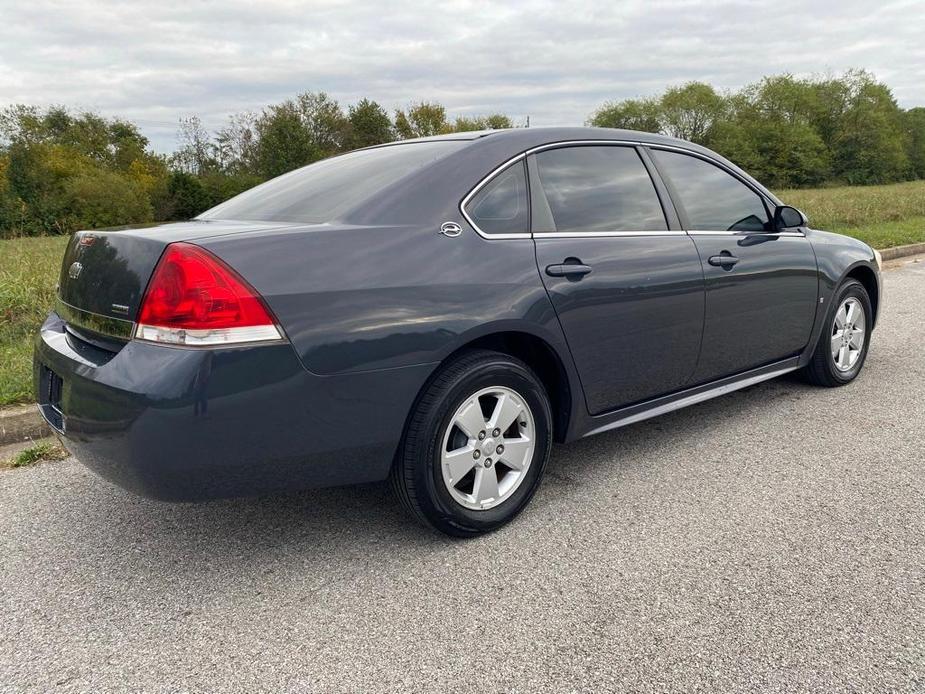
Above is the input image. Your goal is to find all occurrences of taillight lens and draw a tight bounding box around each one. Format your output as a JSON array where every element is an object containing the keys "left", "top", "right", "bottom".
[{"left": 135, "top": 242, "right": 283, "bottom": 346}]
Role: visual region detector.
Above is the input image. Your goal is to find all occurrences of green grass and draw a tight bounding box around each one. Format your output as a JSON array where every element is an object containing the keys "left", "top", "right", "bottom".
[
  {"left": 0, "top": 235, "right": 69, "bottom": 406},
  {"left": 776, "top": 180, "right": 925, "bottom": 246},
  {"left": 835, "top": 216, "right": 925, "bottom": 250},
  {"left": 1, "top": 439, "right": 68, "bottom": 469},
  {"left": 1, "top": 179, "right": 924, "bottom": 406}
]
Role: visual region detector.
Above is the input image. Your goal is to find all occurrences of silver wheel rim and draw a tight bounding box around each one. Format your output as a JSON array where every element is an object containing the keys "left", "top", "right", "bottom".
[
  {"left": 831, "top": 297, "right": 866, "bottom": 372},
  {"left": 440, "top": 386, "right": 535, "bottom": 511}
]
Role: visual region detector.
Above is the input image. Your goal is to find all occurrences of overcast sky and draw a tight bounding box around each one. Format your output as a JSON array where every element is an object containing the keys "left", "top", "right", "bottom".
[{"left": 1, "top": 0, "right": 923, "bottom": 152}]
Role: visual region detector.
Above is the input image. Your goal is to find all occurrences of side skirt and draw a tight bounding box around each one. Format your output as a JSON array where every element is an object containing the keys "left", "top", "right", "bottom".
[{"left": 581, "top": 357, "right": 802, "bottom": 438}]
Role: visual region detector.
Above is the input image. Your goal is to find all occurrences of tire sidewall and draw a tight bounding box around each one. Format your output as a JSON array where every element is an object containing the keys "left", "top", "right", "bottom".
[
  {"left": 415, "top": 357, "right": 552, "bottom": 534},
  {"left": 824, "top": 280, "right": 872, "bottom": 383}
]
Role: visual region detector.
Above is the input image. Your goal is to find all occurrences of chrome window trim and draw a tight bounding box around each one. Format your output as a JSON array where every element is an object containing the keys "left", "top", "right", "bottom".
[
  {"left": 533, "top": 230, "right": 685, "bottom": 238},
  {"left": 460, "top": 138, "right": 790, "bottom": 240},
  {"left": 461, "top": 140, "right": 653, "bottom": 239},
  {"left": 460, "top": 153, "right": 530, "bottom": 240},
  {"left": 687, "top": 230, "right": 806, "bottom": 237},
  {"left": 645, "top": 143, "right": 778, "bottom": 207},
  {"left": 645, "top": 144, "right": 789, "bottom": 235}
]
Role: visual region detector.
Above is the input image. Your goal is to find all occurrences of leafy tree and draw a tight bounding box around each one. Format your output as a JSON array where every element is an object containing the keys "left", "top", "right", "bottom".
[
  {"left": 251, "top": 92, "right": 349, "bottom": 178},
  {"left": 214, "top": 112, "right": 259, "bottom": 174},
  {"left": 297, "top": 92, "right": 349, "bottom": 156},
  {"left": 711, "top": 77, "right": 830, "bottom": 187},
  {"left": 394, "top": 102, "right": 450, "bottom": 138},
  {"left": 253, "top": 101, "right": 315, "bottom": 178},
  {"left": 658, "top": 82, "right": 726, "bottom": 144},
  {"left": 828, "top": 71, "right": 909, "bottom": 184},
  {"left": 346, "top": 99, "right": 394, "bottom": 149},
  {"left": 453, "top": 114, "right": 514, "bottom": 132},
  {"left": 589, "top": 98, "right": 660, "bottom": 132},
  {"left": 61, "top": 169, "right": 152, "bottom": 229},
  {"left": 165, "top": 171, "right": 211, "bottom": 219},
  {"left": 904, "top": 107, "right": 925, "bottom": 179},
  {"left": 171, "top": 116, "right": 217, "bottom": 175},
  {"left": 199, "top": 171, "right": 263, "bottom": 209}
]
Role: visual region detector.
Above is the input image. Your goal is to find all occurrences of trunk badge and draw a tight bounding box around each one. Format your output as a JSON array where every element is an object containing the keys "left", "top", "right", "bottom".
[{"left": 68, "top": 262, "right": 83, "bottom": 280}]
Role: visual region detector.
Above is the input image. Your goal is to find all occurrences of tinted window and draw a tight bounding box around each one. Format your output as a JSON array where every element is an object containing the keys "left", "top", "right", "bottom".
[
  {"left": 651, "top": 150, "right": 770, "bottom": 231},
  {"left": 465, "top": 161, "right": 528, "bottom": 235},
  {"left": 533, "top": 146, "right": 667, "bottom": 233},
  {"left": 198, "top": 141, "right": 465, "bottom": 223}
]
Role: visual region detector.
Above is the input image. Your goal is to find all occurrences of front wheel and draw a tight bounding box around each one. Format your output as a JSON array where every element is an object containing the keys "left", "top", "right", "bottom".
[
  {"left": 391, "top": 350, "right": 553, "bottom": 536},
  {"left": 803, "top": 278, "right": 872, "bottom": 387}
]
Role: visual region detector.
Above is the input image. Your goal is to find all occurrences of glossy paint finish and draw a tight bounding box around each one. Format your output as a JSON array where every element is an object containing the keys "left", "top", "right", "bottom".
[
  {"left": 57, "top": 221, "right": 297, "bottom": 322},
  {"left": 34, "top": 312, "right": 433, "bottom": 500},
  {"left": 534, "top": 235, "right": 704, "bottom": 413},
  {"left": 33, "top": 127, "right": 883, "bottom": 500},
  {"left": 687, "top": 233, "right": 818, "bottom": 384},
  {"left": 198, "top": 224, "right": 564, "bottom": 376}
]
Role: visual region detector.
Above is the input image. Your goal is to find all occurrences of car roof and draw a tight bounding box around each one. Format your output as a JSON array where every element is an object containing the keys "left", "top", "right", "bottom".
[
  {"left": 393, "top": 126, "right": 694, "bottom": 149},
  {"left": 346, "top": 125, "right": 782, "bottom": 226}
]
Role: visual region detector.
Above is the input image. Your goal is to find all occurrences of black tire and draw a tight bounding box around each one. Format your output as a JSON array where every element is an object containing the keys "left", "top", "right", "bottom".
[
  {"left": 803, "top": 278, "right": 872, "bottom": 387},
  {"left": 391, "top": 349, "right": 553, "bottom": 537}
]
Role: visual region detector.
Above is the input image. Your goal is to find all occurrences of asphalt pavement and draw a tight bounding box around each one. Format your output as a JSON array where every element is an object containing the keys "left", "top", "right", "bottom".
[{"left": 2, "top": 258, "right": 923, "bottom": 693}]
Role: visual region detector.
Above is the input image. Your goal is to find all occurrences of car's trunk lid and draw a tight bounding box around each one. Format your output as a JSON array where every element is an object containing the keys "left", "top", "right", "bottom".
[{"left": 55, "top": 220, "right": 295, "bottom": 341}]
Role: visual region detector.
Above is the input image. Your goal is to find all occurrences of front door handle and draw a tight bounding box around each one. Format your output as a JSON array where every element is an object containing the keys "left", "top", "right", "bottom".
[
  {"left": 546, "top": 262, "right": 593, "bottom": 278},
  {"left": 708, "top": 252, "right": 739, "bottom": 269}
]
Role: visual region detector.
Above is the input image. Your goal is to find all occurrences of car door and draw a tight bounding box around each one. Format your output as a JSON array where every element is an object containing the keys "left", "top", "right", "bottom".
[
  {"left": 648, "top": 148, "right": 818, "bottom": 385},
  {"left": 530, "top": 144, "right": 706, "bottom": 415}
]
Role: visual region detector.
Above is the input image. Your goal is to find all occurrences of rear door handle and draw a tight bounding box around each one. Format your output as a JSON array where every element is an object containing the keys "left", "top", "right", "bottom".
[
  {"left": 708, "top": 252, "right": 739, "bottom": 268},
  {"left": 546, "top": 263, "right": 593, "bottom": 278}
]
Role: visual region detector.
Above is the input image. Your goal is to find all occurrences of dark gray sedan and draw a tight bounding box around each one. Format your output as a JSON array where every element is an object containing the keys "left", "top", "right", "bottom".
[{"left": 34, "top": 127, "right": 882, "bottom": 536}]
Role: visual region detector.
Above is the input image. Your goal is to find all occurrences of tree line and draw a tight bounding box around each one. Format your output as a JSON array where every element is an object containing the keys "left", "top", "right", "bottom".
[
  {"left": 0, "top": 98, "right": 513, "bottom": 238},
  {"left": 1, "top": 70, "right": 923, "bottom": 238},
  {"left": 590, "top": 70, "right": 925, "bottom": 188}
]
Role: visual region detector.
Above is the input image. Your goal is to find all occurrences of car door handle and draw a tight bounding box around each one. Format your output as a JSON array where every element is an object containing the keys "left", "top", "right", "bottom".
[
  {"left": 546, "top": 263, "right": 593, "bottom": 278},
  {"left": 708, "top": 253, "right": 739, "bottom": 268}
]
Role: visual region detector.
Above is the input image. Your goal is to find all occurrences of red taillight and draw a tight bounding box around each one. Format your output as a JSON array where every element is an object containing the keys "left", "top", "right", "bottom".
[{"left": 135, "top": 243, "right": 282, "bottom": 346}]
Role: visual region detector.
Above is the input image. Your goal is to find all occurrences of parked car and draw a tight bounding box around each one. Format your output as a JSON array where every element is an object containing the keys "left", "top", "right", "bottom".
[{"left": 35, "top": 127, "right": 882, "bottom": 536}]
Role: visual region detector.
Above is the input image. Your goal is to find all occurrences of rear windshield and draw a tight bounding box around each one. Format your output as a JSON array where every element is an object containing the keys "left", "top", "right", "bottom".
[{"left": 198, "top": 141, "right": 466, "bottom": 224}]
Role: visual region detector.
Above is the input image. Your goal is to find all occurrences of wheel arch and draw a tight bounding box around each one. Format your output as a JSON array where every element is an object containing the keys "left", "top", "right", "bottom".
[
  {"left": 844, "top": 263, "right": 880, "bottom": 328},
  {"left": 404, "top": 329, "right": 577, "bottom": 444},
  {"left": 453, "top": 332, "right": 572, "bottom": 442}
]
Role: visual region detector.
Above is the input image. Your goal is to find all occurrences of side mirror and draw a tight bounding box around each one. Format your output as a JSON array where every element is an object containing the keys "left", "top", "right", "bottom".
[{"left": 773, "top": 205, "right": 808, "bottom": 231}]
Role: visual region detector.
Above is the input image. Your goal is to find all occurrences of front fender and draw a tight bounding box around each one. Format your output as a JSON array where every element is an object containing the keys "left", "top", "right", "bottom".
[{"left": 802, "top": 229, "right": 882, "bottom": 364}]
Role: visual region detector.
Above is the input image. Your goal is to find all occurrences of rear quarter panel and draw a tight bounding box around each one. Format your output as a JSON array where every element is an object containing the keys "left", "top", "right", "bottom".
[{"left": 198, "top": 225, "right": 567, "bottom": 376}]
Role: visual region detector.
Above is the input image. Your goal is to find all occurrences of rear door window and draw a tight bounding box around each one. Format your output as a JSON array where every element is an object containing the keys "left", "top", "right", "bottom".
[{"left": 532, "top": 146, "right": 667, "bottom": 233}]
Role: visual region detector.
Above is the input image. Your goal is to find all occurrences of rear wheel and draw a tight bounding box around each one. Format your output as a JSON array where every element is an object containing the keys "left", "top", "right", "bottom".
[
  {"left": 803, "top": 278, "right": 872, "bottom": 387},
  {"left": 391, "top": 350, "right": 553, "bottom": 536}
]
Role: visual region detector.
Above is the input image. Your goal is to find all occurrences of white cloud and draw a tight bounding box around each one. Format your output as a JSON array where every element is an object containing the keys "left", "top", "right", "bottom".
[{"left": 0, "top": 0, "right": 922, "bottom": 151}]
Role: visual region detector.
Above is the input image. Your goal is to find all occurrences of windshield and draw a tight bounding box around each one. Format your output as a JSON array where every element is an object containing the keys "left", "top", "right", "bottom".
[{"left": 198, "top": 141, "right": 466, "bottom": 224}]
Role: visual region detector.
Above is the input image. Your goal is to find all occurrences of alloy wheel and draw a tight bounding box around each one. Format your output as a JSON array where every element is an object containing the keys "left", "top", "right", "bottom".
[
  {"left": 831, "top": 297, "right": 866, "bottom": 372},
  {"left": 440, "top": 386, "right": 535, "bottom": 510}
]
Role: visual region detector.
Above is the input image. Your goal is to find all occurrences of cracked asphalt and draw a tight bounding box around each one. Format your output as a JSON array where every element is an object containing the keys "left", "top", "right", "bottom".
[{"left": 2, "top": 258, "right": 923, "bottom": 693}]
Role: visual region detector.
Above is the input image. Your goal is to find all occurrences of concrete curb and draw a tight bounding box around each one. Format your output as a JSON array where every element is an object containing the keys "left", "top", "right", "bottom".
[
  {"left": 880, "top": 242, "right": 925, "bottom": 261},
  {"left": 0, "top": 404, "right": 49, "bottom": 446},
  {"left": 1, "top": 241, "right": 923, "bottom": 446}
]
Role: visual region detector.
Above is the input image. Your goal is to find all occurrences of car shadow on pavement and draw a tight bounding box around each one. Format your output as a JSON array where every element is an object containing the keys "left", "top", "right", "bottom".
[{"left": 12, "top": 370, "right": 829, "bottom": 587}]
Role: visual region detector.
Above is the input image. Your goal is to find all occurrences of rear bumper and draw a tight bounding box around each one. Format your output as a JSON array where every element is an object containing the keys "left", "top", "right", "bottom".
[{"left": 34, "top": 312, "right": 433, "bottom": 501}]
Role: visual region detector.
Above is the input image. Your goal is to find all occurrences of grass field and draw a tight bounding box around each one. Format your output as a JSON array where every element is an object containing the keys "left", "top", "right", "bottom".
[
  {"left": 1, "top": 180, "right": 923, "bottom": 407},
  {"left": 1, "top": 235, "right": 68, "bottom": 405},
  {"left": 778, "top": 180, "right": 925, "bottom": 249}
]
